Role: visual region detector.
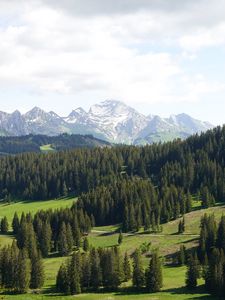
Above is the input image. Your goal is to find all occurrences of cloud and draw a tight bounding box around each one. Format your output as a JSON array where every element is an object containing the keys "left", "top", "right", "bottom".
[{"left": 0, "top": 0, "right": 225, "bottom": 109}]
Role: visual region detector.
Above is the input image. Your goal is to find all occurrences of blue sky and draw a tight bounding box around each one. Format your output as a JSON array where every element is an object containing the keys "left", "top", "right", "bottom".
[{"left": 0, "top": 0, "right": 225, "bottom": 125}]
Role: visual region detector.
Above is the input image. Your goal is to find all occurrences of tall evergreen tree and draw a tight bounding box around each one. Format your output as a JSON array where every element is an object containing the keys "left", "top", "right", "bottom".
[
  {"left": 123, "top": 252, "right": 131, "bottom": 282},
  {"left": 132, "top": 249, "right": 145, "bottom": 289},
  {"left": 1, "top": 216, "right": 9, "bottom": 233},
  {"left": 30, "top": 250, "right": 45, "bottom": 289},
  {"left": 12, "top": 212, "right": 20, "bottom": 235},
  {"left": 145, "top": 251, "right": 163, "bottom": 292},
  {"left": 186, "top": 254, "right": 199, "bottom": 289}
]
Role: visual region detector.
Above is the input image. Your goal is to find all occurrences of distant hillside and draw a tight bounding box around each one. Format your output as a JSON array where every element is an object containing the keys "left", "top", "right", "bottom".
[{"left": 0, "top": 134, "right": 110, "bottom": 155}]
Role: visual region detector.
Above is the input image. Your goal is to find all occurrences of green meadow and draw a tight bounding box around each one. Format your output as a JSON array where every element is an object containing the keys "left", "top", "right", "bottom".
[{"left": 0, "top": 199, "right": 224, "bottom": 299}]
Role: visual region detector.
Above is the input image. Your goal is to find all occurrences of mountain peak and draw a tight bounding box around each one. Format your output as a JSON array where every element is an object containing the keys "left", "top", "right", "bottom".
[{"left": 0, "top": 101, "right": 214, "bottom": 143}]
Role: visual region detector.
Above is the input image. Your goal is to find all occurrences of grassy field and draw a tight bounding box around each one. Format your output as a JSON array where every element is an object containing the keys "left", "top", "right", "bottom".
[
  {"left": 1, "top": 201, "right": 224, "bottom": 299},
  {"left": 0, "top": 266, "right": 217, "bottom": 299},
  {"left": 40, "top": 144, "right": 55, "bottom": 152},
  {"left": 0, "top": 197, "right": 77, "bottom": 225}
]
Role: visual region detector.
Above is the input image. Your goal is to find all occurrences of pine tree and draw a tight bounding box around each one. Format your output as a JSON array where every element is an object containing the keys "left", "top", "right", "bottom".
[
  {"left": 81, "top": 253, "right": 91, "bottom": 289},
  {"left": 1, "top": 216, "right": 9, "bottom": 233},
  {"left": 12, "top": 212, "right": 20, "bottom": 235},
  {"left": 90, "top": 248, "right": 102, "bottom": 290},
  {"left": 70, "top": 252, "right": 81, "bottom": 294},
  {"left": 132, "top": 249, "right": 145, "bottom": 289},
  {"left": 178, "top": 217, "right": 185, "bottom": 234},
  {"left": 118, "top": 231, "right": 123, "bottom": 245},
  {"left": 40, "top": 221, "right": 52, "bottom": 257},
  {"left": 205, "top": 248, "right": 225, "bottom": 295},
  {"left": 186, "top": 254, "right": 199, "bottom": 289},
  {"left": 123, "top": 252, "right": 131, "bottom": 281},
  {"left": 83, "top": 237, "right": 89, "bottom": 252},
  {"left": 56, "top": 264, "right": 70, "bottom": 294},
  {"left": 178, "top": 245, "right": 186, "bottom": 266},
  {"left": 145, "top": 251, "right": 163, "bottom": 292},
  {"left": 58, "top": 222, "right": 69, "bottom": 256},
  {"left": 30, "top": 250, "right": 45, "bottom": 289},
  {"left": 216, "top": 216, "right": 225, "bottom": 252},
  {"left": 15, "top": 249, "right": 31, "bottom": 293},
  {"left": 66, "top": 223, "right": 74, "bottom": 253}
]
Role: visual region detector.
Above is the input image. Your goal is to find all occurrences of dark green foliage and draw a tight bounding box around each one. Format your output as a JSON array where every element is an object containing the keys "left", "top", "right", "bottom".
[
  {"left": 78, "top": 179, "right": 190, "bottom": 232},
  {"left": 186, "top": 253, "right": 200, "bottom": 289},
  {"left": 205, "top": 248, "right": 225, "bottom": 296},
  {"left": 118, "top": 231, "right": 123, "bottom": 245},
  {"left": 178, "top": 217, "right": 185, "bottom": 234},
  {"left": 56, "top": 264, "right": 70, "bottom": 294},
  {"left": 0, "top": 216, "right": 9, "bottom": 233},
  {"left": 123, "top": 252, "right": 131, "bottom": 282},
  {"left": 197, "top": 214, "right": 225, "bottom": 297},
  {"left": 216, "top": 215, "right": 225, "bottom": 252},
  {"left": 30, "top": 250, "right": 45, "bottom": 289},
  {"left": 132, "top": 249, "right": 145, "bottom": 289},
  {"left": 0, "top": 243, "right": 31, "bottom": 293},
  {"left": 90, "top": 248, "right": 102, "bottom": 290},
  {"left": 12, "top": 212, "right": 20, "bottom": 234},
  {"left": 0, "top": 133, "right": 110, "bottom": 155},
  {"left": 177, "top": 245, "right": 186, "bottom": 266},
  {"left": 198, "top": 214, "right": 217, "bottom": 260},
  {"left": 58, "top": 222, "right": 70, "bottom": 257},
  {"left": 83, "top": 237, "right": 89, "bottom": 252},
  {"left": 0, "top": 126, "right": 224, "bottom": 205},
  {"left": 145, "top": 251, "right": 163, "bottom": 292},
  {"left": 56, "top": 247, "right": 130, "bottom": 295},
  {"left": 70, "top": 252, "right": 81, "bottom": 294},
  {"left": 39, "top": 221, "right": 52, "bottom": 258}
]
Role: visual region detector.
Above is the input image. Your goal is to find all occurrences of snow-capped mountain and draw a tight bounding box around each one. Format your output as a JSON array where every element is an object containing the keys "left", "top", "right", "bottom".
[{"left": 0, "top": 100, "right": 214, "bottom": 144}]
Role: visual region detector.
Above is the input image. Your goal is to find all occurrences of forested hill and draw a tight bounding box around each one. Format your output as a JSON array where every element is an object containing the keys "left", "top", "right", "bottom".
[
  {"left": 0, "top": 125, "right": 224, "bottom": 204},
  {"left": 0, "top": 133, "right": 111, "bottom": 155}
]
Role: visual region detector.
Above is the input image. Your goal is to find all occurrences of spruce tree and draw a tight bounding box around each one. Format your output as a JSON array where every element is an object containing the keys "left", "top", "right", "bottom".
[
  {"left": 178, "top": 245, "right": 186, "bottom": 266},
  {"left": 90, "top": 248, "right": 102, "bottom": 290},
  {"left": 123, "top": 251, "right": 131, "bottom": 281},
  {"left": 132, "top": 249, "right": 145, "bottom": 289},
  {"left": 216, "top": 216, "right": 225, "bottom": 252},
  {"left": 40, "top": 221, "right": 52, "bottom": 257},
  {"left": 70, "top": 251, "right": 81, "bottom": 294},
  {"left": 118, "top": 231, "right": 123, "bottom": 245},
  {"left": 56, "top": 264, "right": 70, "bottom": 294},
  {"left": 58, "top": 222, "right": 69, "bottom": 256},
  {"left": 30, "top": 250, "right": 45, "bottom": 289},
  {"left": 1, "top": 216, "right": 9, "bottom": 233},
  {"left": 83, "top": 237, "right": 89, "bottom": 252},
  {"left": 145, "top": 251, "right": 163, "bottom": 292},
  {"left": 12, "top": 212, "right": 20, "bottom": 235},
  {"left": 186, "top": 254, "right": 199, "bottom": 289},
  {"left": 15, "top": 249, "right": 31, "bottom": 293}
]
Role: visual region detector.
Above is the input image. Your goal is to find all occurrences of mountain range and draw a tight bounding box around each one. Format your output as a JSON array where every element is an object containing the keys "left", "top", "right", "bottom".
[{"left": 0, "top": 100, "right": 214, "bottom": 144}]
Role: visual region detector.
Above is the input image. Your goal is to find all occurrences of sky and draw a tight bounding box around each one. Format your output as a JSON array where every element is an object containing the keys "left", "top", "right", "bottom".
[{"left": 0, "top": 0, "right": 225, "bottom": 125}]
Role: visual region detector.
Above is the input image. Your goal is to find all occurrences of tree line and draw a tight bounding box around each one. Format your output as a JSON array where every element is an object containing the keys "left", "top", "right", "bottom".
[
  {"left": 56, "top": 247, "right": 162, "bottom": 295},
  {"left": 0, "top": 126, "right": 224, "bottom": 207},
  {"left": 183, "top": 214, "right": 225, "bottom": 297},
  {"left": 76, "top": 179, "right": 192, "bottom": 232}
]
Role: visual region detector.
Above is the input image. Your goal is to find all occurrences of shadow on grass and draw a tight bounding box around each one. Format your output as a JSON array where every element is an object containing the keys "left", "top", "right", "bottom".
[
  {"left": 176, "top": 237, "right": 199, "bottom": 244},
  {"left": 162, "top": 285, "right": 219, "bottom": 299}
]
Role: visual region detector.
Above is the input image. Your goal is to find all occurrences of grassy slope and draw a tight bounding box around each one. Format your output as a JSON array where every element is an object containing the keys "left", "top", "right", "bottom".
[
  {"left": 40, "top": 144, "right": 55, "bottom": 152},
  {"left": 0, "top": 197, "right": 77, "bottom": 225},
  {"left": 1, "top": 201, "right": 224, "bottom": 299}
]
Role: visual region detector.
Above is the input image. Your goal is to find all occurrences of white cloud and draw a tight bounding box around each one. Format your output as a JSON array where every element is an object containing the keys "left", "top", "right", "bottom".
[{"left": 0, "top": 0, "right": 225, "bottom": 109}]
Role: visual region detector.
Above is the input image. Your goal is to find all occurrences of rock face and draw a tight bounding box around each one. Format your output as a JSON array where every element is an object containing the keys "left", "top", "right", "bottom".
[{"left": 0, "top": 100, "right": 214, "bottom": 144}]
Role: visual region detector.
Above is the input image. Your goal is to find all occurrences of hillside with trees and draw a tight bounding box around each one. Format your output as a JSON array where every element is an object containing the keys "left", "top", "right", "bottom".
[
  {"left": 0, "top": 126, "right": 224, "bottom": 299},
  {"left": 0, "top": 133, "right": 110, "bottom": 155}
]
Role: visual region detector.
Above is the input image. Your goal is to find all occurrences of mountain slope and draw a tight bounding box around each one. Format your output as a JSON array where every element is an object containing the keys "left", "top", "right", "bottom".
[
  {"left": 0, "top": 134, "right": 110, "bottom": 155},
  {"left": 0, "top": 100, "right": 214, "bottom": 144}
]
